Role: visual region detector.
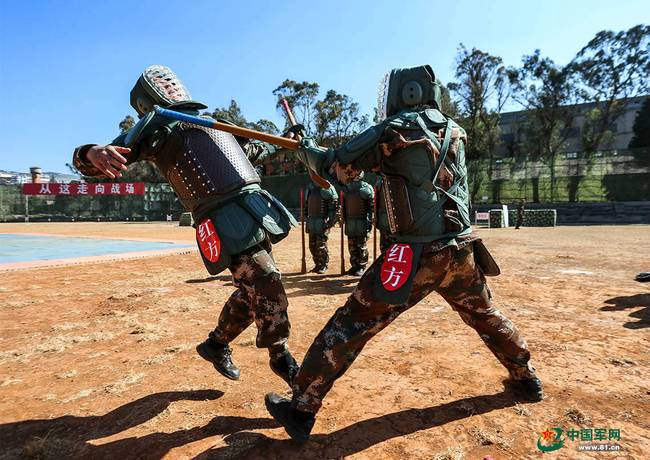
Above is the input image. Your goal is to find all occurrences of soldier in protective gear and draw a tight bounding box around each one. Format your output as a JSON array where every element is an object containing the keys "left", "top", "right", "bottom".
[
  {"left": 342, "top": 175, "right": 374, "bottom": 276},
  {"left": 265, "top": 65, "right": 543, "bottom": 442},
  {"left": 305, "top": 181, "right": 339, "bottom": 274},
  {"left": 72, "top": 65, "right": 299, "bottom": 387},
  {"left": 515, "top": 199, "right": 525, "bottom": 229}
]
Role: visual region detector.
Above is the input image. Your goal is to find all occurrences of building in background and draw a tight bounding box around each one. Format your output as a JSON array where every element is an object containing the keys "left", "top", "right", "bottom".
[
  {"left": 497, "top": 96, "right": 647, "bottom": 157},
  {"left": 0, "top": 168, "right": 79, "bottom": 185}
]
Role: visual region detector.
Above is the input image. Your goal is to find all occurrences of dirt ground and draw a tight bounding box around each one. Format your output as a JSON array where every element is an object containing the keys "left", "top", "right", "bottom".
[{"left": 0, "top": 222, "right": 648, "bottom": 459}]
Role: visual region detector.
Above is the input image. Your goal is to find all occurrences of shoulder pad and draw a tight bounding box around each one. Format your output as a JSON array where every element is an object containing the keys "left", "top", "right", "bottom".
[
  {"left": 320, "top": 186, "right": 337, "bottom": 199},
  {"left": 424, "top": 108, "right": 447, "bottom": 125},
  {"left": 337, "top": 125, "right": 383, "bottom": 164},
  {"left": 386, "top": 111, "right": 416, "bottom": 130},
  {"left": 123, "top": 111, "right": 155, "bottom": 147},
  {"left": 123, "top": 111, "right": 180, "bottom": 148},
  {"left": 166, "top": 100, "right": 209, "bottom": 115},
  {"left": 387, "top": 109, "right": 448, "bottom": 131}
]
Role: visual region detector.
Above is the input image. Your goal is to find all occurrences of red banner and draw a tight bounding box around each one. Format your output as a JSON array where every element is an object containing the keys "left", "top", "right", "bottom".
[{"left": 22, "top": 182, "right": 145, "bottom": 196}]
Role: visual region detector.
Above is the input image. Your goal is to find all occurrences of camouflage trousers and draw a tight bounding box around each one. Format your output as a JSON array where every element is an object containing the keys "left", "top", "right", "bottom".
[
  {"left": 515, "top": 211, "right": 524, "bottom": 229},
  {"left": 347, "top": 235, "right": 369, "bottom": 269},
  {"left": 209, "top": 240, "right": 290, "bottom": 357},
  {"left": 291, "top": 240, "right": 536, "bottom": 413},
  {"left": 308, "top": 232, "right": 330, "bottom": 268}
]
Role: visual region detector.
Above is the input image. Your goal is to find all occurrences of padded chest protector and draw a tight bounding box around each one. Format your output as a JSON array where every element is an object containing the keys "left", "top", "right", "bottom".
[
  {"left": 343, "top": 181, "right": 374, "bottom": 237},
  {"left": 375, "top": 109, "right": 472, "bottom": 242},
  {"left": 154, "top": 123, "right": 260, "bottom": 212},
  {"left": 306, "top": 185, "right": 337, "bottom": 234}
]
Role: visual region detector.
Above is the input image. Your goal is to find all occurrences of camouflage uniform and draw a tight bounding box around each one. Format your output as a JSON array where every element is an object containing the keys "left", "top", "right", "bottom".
[
  {"left": 515, "top": 200, "right": 525, "bottom": 229},
  {"left": 75, "top": 140, "right": 293, "bottom": 358},
  {"left": 347, "top": 236, "right": 369, "bottom": 269},
  {"left": 292, "top": 238, "right": 535, "bottom": 413},
  {"left": 208, "top": 239, "right": 290, "bottom": 353},
  {"left": 285, "top": 65, "right": 539, "bottom": 418},
  {"left": 309, "top": 233, "right": 330, "bottom": 270},
  {"left": 72, "top": 66, "right": 298, "bottom": 371},
  {"left": 305, "top": 182, "right": 339, "bottom": 271},
  {"left": 342, "top": 180, "right": 374, "bottom": 271}
]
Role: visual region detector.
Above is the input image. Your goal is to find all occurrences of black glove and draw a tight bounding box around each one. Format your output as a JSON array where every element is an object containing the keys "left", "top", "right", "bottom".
[{"left": 282, "top": 124, "right": 306, "bottom": 139}]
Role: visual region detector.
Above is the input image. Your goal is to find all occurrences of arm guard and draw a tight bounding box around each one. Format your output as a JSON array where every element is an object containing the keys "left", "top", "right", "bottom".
[
  {"left": 328, "top": 196, "right": 341, "bottom": 229},
  {"left": 323, "top": 186, "right": 338, "bottom": 229},
  {"left": 359, "top": 181, "right": 375, "bottom": 223},
  {"left": 295, "top": 139, "right": 336, "bottom": 180},
  {"left": 334, "top": 124, "right": 384, "bottom": 169}
]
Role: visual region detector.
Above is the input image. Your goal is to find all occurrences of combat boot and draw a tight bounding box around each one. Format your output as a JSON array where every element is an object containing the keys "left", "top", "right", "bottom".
[
  {"left": 516, "top": 377, "right": 544, "bottom": 401},
  {"left": 346, "top": 265, "right": 365, "bottom": 276},
  {"left": 265, "top": 393, "right": 315, "bottom": 442},
  {"left": 311, "top": 265, "right": 327, "bottom": 274},
  {"left": 196, "top": 339, "right": 240, "bottom": 380},
  {"left": 269, "top": 350, "right": 300, "bottom": 387}
]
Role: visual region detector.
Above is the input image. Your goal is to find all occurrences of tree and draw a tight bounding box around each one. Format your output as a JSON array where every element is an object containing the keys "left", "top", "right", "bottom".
[
  {"left": 439, "top": 85, "right": 459, "bottom": 119},
  {"left": 629, "top": 97, "right": 650, "bottom": 149},
  {"left": 448, "top": 45, "right": 510, "bottom": 202},
  {"left": 314, "top": 90, "right": 369, "bottom": 146},
  {"left": 249, "top": 119, "right": 279, "bottom": 134},
  {"left": 272, "top": 80, "right": 320, "bottom": 133},
  {"left": 207, "top": 99, "right": 279, "bottom": 134},
  {"left": 508, "top": 51, "right": 578, "bottom": 201},
  {"left": 119, "top": 115, "right": 135, "bottom": 134},
  {"left": 273, "top": 80, "right": 369, "bottom": 147},
  {"left": 209, "top": 99, "right": 249, "bottom": 126},
  {"left": 448, "top": 45, "right": 510, "bottom": 161},
  {"left": 570, "top": 25, "right": 650, "bottom": 155},
  {"left": 629, "top": 97, "right": 650, "bottom": 168}
]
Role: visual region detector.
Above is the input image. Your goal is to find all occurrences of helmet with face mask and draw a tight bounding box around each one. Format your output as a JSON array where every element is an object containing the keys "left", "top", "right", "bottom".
[
  {"left": 130, "top": 65, "right": 193, "bottom": 117},
  {"left": 376, "top": 65, "right": 442, "bottom": 121}
]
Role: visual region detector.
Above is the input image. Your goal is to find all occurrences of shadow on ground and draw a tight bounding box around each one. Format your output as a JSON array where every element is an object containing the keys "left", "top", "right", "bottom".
[
  {"left": 281, "top": 273, "right": 359, "bottom": 299},
  {"left": 0, "top": 388, "right": 527, "bottom": 459},
  {"left": 197, "top": 390, "right": 522, "bottom": 459},
  {"left": 0, "top": 389, "right": 275, "bottom": 459},
  {"left": 601, "top": 293, "right": 650, "bottom": 329},
  {"left": 185, "top": 272, "right": 360, "bottom": 299}
]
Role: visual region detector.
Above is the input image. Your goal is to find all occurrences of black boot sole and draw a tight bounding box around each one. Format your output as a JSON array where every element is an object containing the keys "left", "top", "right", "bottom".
[
  {"left": 196, "top": 343, "right": 240, "bottom": 381},
  {"left": 264, "top": 394, "right": 311, "bottom": 443}
]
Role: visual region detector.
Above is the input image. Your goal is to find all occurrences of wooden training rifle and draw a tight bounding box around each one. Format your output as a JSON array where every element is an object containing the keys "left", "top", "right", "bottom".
[
  {"left": 155, "top": 105, "right": 330, "bottom": 189},
  {"left": 155, "top": 106, "right": 300, "bottom": 149},
  {"left": 278, "top": 98, "right": 331, "bottom": 189}
]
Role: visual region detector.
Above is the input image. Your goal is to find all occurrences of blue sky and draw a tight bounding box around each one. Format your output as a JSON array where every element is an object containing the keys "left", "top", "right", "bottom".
[{"left": 1, "top": 0, "right": 648, "bottom": 172}]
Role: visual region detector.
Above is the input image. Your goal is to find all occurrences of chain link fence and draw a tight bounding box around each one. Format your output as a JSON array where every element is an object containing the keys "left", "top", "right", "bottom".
[
  {"left": 467, "top": 148, "right": 649, "bottom": 204},
  {"left": 1, "top": 149, "right": 647, "bottom": 222}
]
